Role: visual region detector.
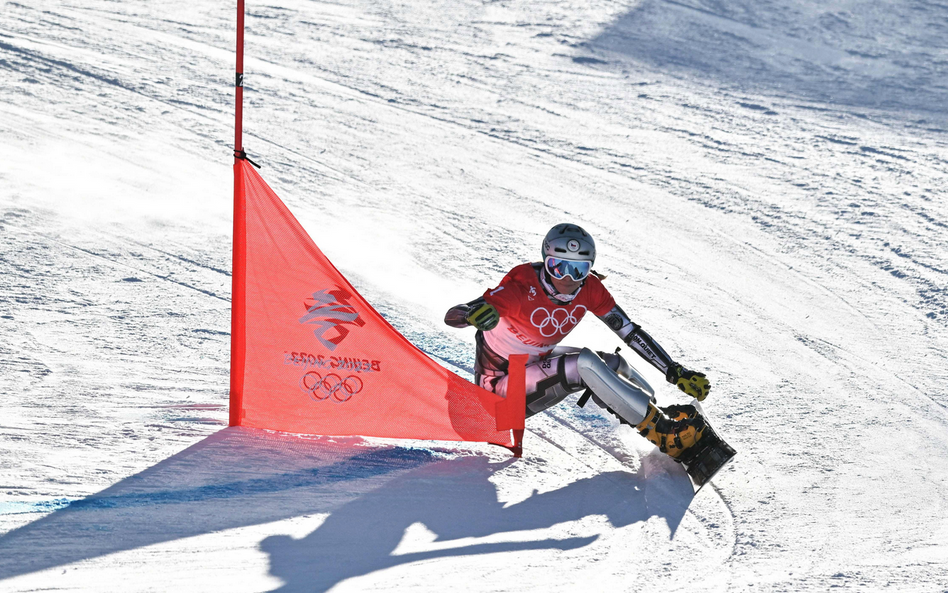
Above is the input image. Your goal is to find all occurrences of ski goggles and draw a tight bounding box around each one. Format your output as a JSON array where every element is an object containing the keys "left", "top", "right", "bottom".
[{"left": 545, "top": 256, "right": 592, "bottom": 282}]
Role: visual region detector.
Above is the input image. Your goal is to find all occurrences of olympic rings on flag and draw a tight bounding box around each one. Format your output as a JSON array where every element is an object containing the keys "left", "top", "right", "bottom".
[
  {"left": 300, "top": 371, "right": 364, "bottom": 403},
  {"left": 529, "top": 305, "right": 587, "bottom": 337}
]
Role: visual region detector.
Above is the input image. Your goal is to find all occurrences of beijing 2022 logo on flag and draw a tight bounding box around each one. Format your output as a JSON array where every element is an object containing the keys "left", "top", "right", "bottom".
[{"left": 299, "top": 287, "right": 365, "bottom": 351}]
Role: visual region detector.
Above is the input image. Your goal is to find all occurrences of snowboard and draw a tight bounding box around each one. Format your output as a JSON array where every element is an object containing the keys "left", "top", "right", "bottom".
[{"left": 676, "top": 400, "right": 736, "bottom": 493}]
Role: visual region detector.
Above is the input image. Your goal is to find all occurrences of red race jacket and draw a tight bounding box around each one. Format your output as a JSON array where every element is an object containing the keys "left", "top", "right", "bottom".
[{"left": 482, "top": 263, "right": 615, "bottom": 361}]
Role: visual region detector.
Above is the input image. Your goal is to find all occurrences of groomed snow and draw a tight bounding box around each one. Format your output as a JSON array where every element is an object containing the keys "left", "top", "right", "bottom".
[{"left": 1, "top": 0, "right": 947, "bottom": 591}]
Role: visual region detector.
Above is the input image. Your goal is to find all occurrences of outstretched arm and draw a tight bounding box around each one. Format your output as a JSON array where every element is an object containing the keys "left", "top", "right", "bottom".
[{"left": 598, "top": 304, "right": 711, "bottom": 400}]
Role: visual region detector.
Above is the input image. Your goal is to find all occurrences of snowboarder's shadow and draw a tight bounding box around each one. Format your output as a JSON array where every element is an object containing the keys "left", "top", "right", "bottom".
[
  {"left": 261, "top": 454, "right": 689, "bottom": 592},
  {"left": 0, "top": 428, "right": 691, "bottom": 586}
]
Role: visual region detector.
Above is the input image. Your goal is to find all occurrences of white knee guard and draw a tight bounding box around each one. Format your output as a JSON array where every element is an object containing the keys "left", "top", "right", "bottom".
[
  {"left": 602, "top": 352, "right": 656, "bottom": 400},
  {"left": 576, "top": 348, "right": 653, "bottom": 425}
]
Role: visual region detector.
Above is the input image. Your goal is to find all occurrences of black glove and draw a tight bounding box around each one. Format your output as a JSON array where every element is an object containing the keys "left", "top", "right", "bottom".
[
  {"left": 666, "top": 364, "right": 710, "bottom": 401},
  {"left": 466, "top": 302, "right": 499, "bottom": 331}
]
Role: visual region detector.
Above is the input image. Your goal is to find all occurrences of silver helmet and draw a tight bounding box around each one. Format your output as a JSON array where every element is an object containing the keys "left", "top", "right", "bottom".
[
  {"left": 542, "top": 223, "right": 596, "bottom": 263},
  {"left": 541, "top": 223, "right": 596, "bottom": 282}
]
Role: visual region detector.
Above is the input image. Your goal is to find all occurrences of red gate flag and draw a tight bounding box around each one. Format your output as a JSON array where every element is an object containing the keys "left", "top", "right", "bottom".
[{"left": 229, "top": 159, "right": 524, "bottom": 448}]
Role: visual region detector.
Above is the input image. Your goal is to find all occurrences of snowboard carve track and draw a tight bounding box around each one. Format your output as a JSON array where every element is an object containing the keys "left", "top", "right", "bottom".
[
  {"left": 538, "top": 405, "right": 737, "bottom": 564},
  {"left": 711, "top": 227, "right": 948, "bottom": 420}
]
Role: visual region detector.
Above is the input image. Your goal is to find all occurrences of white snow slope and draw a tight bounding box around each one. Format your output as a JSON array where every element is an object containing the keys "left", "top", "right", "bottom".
[{"left": 1, "top": 0, "right": 947, "bottom": 591}]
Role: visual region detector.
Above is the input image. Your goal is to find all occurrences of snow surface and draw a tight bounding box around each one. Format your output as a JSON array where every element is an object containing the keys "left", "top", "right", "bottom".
[{"left": 2, "top": 0, "right": 948, "bottom": 590}]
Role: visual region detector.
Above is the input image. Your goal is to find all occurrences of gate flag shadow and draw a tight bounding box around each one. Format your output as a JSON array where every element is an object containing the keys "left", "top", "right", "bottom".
[
  {"left": 0, "top": 428, "right": 691, "bottom": 587},
  {"left": 0, "top": 428, "right": 434, "bottom": 581}
]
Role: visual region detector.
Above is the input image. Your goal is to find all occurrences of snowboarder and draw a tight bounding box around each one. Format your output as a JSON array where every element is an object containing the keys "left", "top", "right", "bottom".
[{"left": 445, "top": 223, "right": 712, "bottom": 462}]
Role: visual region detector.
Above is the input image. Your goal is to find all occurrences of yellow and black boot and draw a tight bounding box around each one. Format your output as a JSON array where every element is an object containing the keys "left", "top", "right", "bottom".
[{"left": 635, "top": 403, "right": 706, "bottom": 460}]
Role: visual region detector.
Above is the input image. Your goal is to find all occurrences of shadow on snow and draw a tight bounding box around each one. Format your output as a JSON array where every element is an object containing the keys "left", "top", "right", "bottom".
[
  {"left": 588, "top": 0, "right": 948, "bottom": 116},
  {"left": 0, "top": 427, "right": 691, "bottom": 590}
]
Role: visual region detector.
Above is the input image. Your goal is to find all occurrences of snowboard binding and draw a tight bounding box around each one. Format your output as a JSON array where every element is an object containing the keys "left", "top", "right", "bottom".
[{"left": 670, "top": 402, "right": 737, "bottom": 491}]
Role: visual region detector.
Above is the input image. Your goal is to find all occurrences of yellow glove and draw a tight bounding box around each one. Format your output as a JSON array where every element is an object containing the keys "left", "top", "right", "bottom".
[
  {"left": 667, "top": 364, "right": 711, "bottom": 401},
  {"left": 466, "top": 302, "right": 499, "bottom": 331}
]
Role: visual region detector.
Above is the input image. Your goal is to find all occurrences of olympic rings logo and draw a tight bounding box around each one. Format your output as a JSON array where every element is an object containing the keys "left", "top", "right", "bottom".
[
  {"left": 529, "top": 305, "right": 587, "bottom": 337},
  {"left": 299, "top": 371, "right": 364, "bottom": 403}
]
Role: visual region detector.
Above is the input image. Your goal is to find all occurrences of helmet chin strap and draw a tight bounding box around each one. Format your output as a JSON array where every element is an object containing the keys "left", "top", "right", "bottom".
[{"left": 539, "top": 269, "right": 580, "bottom": 303}]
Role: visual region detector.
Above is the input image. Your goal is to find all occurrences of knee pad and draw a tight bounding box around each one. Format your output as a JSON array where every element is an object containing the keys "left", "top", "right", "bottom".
[
  {"left": 576, "top": 348, "right": 653, "bottom": 425},
  {"left": 522, "top": 354, "right": 584, "bottom": 416},
  {"left": 599, "top": 351, "right": 656, "bottom": 400}
]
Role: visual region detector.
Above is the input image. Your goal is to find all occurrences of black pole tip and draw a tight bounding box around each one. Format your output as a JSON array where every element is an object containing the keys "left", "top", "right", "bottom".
[{"left": 234, "top": 149, "right": 261, "bottom": 169}]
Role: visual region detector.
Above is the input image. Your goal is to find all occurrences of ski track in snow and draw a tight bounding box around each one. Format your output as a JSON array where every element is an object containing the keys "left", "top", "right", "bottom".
[{"left": 2, "top": 0, "right": 948, "bottom": 591}]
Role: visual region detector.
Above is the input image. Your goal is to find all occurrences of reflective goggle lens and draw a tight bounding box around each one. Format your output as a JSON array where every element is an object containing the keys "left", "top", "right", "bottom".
[{"left": 545, "top": 257, "right": 591, "bottom": 281}]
